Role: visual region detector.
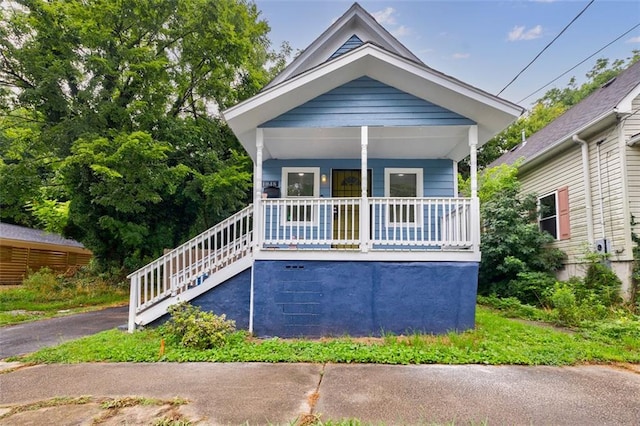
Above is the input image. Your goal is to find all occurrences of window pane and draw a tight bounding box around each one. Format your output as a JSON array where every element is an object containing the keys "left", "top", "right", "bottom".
[
  {"left": 539, "top": 193, "right": 557, "bottom": 238},
  {"left": 389, "top": 173, "right": 417, "bottom": 197},
  {"left": 540, "top": 217, "right": 557, "bottom": 238},
  {"left": 539, "top": 194, "right": 556, "bottom": 220},
  {"left": 287, "top": 204, "right": 312, "bottom": 222},
  {"left": 287, "top": 172, "right": 315, "bottom": 197},
  {"left": 390, "top": 204, "right": 416, "bottom": 223}
]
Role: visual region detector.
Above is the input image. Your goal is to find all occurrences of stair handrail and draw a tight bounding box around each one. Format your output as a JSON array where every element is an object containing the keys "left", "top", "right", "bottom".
[
  {"left": 128, "top": 204, "right": 253, "bottom": 318},
  {"left": 127, "top": 204, "right": 253, "bottom": 279}
]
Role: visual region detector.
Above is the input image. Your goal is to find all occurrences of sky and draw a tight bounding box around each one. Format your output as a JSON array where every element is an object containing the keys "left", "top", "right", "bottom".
[{"left": 254, "top": 0, "right": 640, "bottom": 109}]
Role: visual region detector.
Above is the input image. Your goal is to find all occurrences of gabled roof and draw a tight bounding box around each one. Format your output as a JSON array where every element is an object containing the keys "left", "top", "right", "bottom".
[
  {"left": 264, "top": 2, "right": 422, "bottom": 89},
  {"left": 492, "top": 60, "right": 640, "bottom": 168},
  {"left": 223, "top": 42, "right": 523, "bottom": 161},
  {"left": 0, "top": 222, "right": 86, "bottom": 249}
]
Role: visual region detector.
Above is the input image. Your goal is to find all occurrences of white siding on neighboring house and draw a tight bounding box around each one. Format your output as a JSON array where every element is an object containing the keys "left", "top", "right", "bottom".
[
  {"left": 520, "top": 125, "right": 632, "bottom": 264},
  {"left": 520, "top": 122, "right": 636, "bottom": 297},
  {"left": 519, "top": 143, "right": 588, "bottom": 264},
  {"left": 592, "top": 127, "right": 631, "bottom": 262},
  {"left": 626, "top": 96, "right": 640, "bottom": 241}
]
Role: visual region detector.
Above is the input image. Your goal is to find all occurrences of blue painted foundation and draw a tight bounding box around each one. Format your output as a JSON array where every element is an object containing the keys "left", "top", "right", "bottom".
[
  {"left": 252, "top": 260, "right": 478, "bottom": 337},
  {"left": 180, "top": 261, "right": 478, "bottom": 338},
  {"left": 190, "top": 269, "right": 252, "bottom": 329}
]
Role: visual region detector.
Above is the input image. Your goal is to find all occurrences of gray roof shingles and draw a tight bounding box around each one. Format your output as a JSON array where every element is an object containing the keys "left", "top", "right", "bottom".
[
  {"left": 0, "top": 222, "right": 86, "bottom": 248},
  {"left": 492, "top": 60, "right": 640, "bottom": 167}
]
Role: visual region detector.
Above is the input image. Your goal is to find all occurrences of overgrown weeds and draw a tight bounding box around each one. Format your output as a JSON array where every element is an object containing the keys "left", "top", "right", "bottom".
[{"left": 0, "top": 266, "right": 128, "bottom": 326}]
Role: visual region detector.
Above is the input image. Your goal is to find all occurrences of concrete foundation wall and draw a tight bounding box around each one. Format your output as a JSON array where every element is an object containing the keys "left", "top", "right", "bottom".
[
  {"left": 556, "top": 260, "right": 636, "bottom": 301},
  {"left": 188, "top": 261, "right": 478, "bottom": 337},
  {"left": 190, "top": 269, "right": 252, "bottom": 329},
  {"left": 252, "top": 260, "right": 478, "bottom": 337}
]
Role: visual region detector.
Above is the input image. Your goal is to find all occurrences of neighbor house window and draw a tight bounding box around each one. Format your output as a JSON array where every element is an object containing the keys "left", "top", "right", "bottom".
[
  {"left": 384, "top": 168, "right": 423, "bottom": 225},
  {"left": 539, "top": 193, "right": 558, "bottom": 238},
  {"left": 538, "top": 186, "right": 570, "bottom": 240},
  {"left": 282, "top": 167, "right": 319, "bottom": 223}
]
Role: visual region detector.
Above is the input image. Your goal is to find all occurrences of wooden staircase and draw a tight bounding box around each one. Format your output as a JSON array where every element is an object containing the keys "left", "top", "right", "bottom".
[{"left": 127, "top": 205, "right": 253, "bottom": 331}]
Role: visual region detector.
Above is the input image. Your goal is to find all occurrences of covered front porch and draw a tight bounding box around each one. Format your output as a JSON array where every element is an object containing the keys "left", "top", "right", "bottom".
[{"left": 251, "top": 124, "right": 481, "bottom": 262}]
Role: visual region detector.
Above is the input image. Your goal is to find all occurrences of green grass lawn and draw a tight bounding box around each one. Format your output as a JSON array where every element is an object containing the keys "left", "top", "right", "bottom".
[
  {"left": 0, "top": 269, "right": 129, "bottom": 326},
  {"left": 18, "top": 306, "right": 640, "bottom": 365}
]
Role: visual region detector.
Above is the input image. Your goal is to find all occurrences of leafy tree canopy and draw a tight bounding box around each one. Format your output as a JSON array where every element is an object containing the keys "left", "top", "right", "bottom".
[{"left": 0, "top": 0, "right": 287, "bottom": 268}]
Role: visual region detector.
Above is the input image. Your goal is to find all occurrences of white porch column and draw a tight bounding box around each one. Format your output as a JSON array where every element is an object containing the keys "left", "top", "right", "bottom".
[
  {"left": 469, "top": 125, "right": 481, "bottom": 254},
  {"left": 469, "top": 125, "right": 478, "bottom": 198},
  {"left": 361, "top": 126, "right": 369, "bottom": 253},
  {"left": 254, "top": 129, "right": 264, "bottom": 252}
]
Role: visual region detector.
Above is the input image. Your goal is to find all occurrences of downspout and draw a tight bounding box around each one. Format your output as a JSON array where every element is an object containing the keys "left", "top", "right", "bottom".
[
  {"left": 595, "top": 139, "right": 606, "bottom": 239},
  {"left": 572, "top": 135, "right": 595, "bottom": 245}
]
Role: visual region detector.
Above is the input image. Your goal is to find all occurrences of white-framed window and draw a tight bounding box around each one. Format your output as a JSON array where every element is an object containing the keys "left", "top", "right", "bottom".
[
  {"left": 384, "top": 168, "right": 423, "bottom": 225},
  {"left": 538, "top": 192, "right": 558, "bottom": 239},
  {"left": 281, "top": 167, "right": 320, "bottom": 223},
  {"left": 538, "top": 186, "right": 570, "bottom": 241}
]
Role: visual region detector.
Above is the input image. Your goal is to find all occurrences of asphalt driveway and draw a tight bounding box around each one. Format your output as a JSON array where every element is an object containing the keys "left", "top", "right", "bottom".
[{"left": 0, "top": 305, "right": 128, "bottom": 358}]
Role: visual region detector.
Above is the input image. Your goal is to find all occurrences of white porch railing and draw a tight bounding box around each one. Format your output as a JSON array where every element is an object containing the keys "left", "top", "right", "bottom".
[
  {"left": 262, "top": 197, "right": 362, "bottom": 248},
  {"left": 369, "top": 197, "right": 473, "bottom": 248},
  {"left": 128, "top": 205, "right": 253, "bottom": 328},
  {"left": 261, "top": 197, "right": 474, "bottom": 250}
]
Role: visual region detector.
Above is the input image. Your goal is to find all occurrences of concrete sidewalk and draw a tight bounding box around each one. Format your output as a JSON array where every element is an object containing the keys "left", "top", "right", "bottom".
[
  {"left": 1, "top": 362, "right": 639, "bottom": 425},
  {"left": 0, "top": 305, "right": 128, "bottom": 358}
]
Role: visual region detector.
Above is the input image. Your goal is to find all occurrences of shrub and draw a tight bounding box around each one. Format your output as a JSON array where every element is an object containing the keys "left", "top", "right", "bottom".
[
  {"left": 507, "top": 271, "right": 557, "bottom": 306},
  {"left": 23, "top": 268, "right": 62, "bottom": 299},
  {"left": 476, "top": 167, "right": 565, "bottom": 296},
  {"left": 161, "top": 302, "right": 236, "bottom": 350},
  {"left": 550, "top": 283, "right": 579, "bottom": 326},
  {"left": 549, "top": 279, "right": 611, "bottom": 326},
  {"left": 583, "top": 261, "right": 622, "bottom": 307}
]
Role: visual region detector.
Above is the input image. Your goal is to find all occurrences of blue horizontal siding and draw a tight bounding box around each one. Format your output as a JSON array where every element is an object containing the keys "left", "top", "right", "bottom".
[
  {"left": 260, "top": 77, "right": 474, "bottom": 128},
  {"left": 263, "top": 159, "right": 454, "bottom": 198},
  {"left": 330, "top": 34, "right": 363, "bottom": 59}
]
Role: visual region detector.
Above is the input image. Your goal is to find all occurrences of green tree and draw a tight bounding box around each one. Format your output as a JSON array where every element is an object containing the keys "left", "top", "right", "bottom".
[
  {"left": 1, "top": 0, "right": 286, "bottom": 268},
  {"left": 469, "top": 165, "right": 565, "bottom": 296}
]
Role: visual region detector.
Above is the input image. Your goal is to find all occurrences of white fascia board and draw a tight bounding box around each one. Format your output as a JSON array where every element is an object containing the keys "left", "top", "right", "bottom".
[
  {"left": 363, "top": 48, "right": 522, "bottom": 119},
  {"left": 225, "top": 44, "right": 521, "bottom": 133},
  {"left": 265, "top": 3, "right": 420, "bottom": 89},
  {"left": 617, "top": 82, "right": 640, "bottom": 113},
  {"left": 223, "top": 47, "right": 370, "bottom": 126}
]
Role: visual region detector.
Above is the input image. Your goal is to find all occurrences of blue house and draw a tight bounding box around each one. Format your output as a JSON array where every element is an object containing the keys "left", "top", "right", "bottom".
[{"left": 127, "top": 3, "right": 522, "bottom": 337}]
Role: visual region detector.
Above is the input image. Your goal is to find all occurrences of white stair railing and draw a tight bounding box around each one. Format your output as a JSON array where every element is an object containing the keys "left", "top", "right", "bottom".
[{"left": 128, "top": 205, "right": 253, "bottom": 329}]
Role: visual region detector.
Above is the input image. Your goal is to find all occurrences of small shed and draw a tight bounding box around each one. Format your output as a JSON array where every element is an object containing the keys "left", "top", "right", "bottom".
[{"left": 0, "top": 222, "right": 92, "bottom": 285}]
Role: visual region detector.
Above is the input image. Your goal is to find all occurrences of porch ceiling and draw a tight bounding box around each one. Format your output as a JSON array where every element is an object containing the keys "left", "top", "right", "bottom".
[{"left": 262, "top": 126, "right": 472, "bottom": 160}]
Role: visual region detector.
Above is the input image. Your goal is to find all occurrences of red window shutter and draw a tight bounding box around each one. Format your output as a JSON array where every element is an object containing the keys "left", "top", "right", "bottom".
[{"left": 558, "top": 186, "right": 570, "bottom": 240}]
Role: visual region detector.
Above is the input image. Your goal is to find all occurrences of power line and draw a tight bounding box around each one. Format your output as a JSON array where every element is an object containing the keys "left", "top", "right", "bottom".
[
  {"left": 518, "top": 23, "right": 640, "bottom": 104},
  {"left": 497, "top": 0, "right": 595, "bottom": 96}
]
